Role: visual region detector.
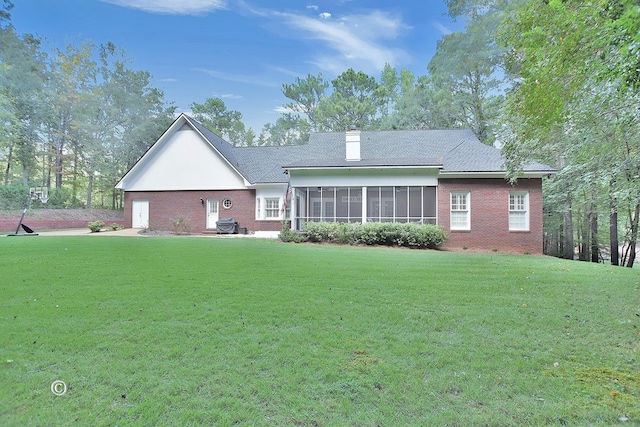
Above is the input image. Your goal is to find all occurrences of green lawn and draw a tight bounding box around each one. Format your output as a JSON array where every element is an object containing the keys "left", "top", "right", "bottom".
[{"left": 1, "top": 236, "right": 639, "bottom": 426}]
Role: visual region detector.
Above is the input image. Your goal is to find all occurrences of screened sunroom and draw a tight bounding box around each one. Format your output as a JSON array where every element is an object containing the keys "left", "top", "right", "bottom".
[{"left": 291, "top": 185, "right": 437, "bottom": 229}]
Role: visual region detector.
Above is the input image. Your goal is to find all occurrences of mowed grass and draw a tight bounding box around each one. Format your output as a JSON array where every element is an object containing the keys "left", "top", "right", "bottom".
[{"left": 1, "top": 236, "right": 639, "bottom": 426}]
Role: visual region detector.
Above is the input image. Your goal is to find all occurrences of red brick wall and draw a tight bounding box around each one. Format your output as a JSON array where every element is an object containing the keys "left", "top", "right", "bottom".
[
  {"left": 123, "top": 190, "right": 282, "bottom": 233},
  {"left": 438, "top": 178, "right": 544, "bottom": 254}
]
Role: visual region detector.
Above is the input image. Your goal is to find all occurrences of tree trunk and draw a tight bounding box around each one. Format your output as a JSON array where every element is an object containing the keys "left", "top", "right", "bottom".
[
  {"left": 54, "top": 135, "right": 64, "bottom": 189},
  {"left": 609, "top": 188, "right": 619, "bottom": 266},
  {"left": 55, "top": 112, "right": 69, "bottom": 189},
  {"left": 86, "top": 172, "right": 94, "bottom": 209},
  {"left": 591, "top": 209, "right": 598, "bottom": 263},
  {"left": 590, "top": 190, "right": 598, "bottom": 263},
  {"left": 625, "top": 203, "right": 639, "bottom": 268},
  {"left": 4, "top": 145, "right": 13, "bottom": 185},
  {"left": 563, "top": 196, "right": 574, "bottom": 260},
  {"left": 21, "top": 163, "right": 29, "bottom": 186},
  {"left": 579, "top": 207, "right": 589, "bottom": 261},
  {"left": 71, "top": 149, "right": 79, "bottom": 206}
]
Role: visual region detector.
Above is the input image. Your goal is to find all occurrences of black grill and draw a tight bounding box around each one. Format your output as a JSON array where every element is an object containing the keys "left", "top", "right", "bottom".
[{"left": 216, "top": 218, "right": 238, "bottom": 234}]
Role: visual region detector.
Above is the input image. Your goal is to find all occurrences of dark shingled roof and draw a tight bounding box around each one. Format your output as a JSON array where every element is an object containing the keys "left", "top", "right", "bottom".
[{"left": 186, "top": 116, "right": 554, "bottom": 184}]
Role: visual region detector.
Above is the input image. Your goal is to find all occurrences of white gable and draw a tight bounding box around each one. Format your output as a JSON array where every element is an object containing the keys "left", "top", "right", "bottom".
[{"left": 116, "top": 120, "right": 247, "bottom": 191}]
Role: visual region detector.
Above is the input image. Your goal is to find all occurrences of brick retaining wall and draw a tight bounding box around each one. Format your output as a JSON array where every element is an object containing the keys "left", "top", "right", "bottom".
[{"left": 0, "top": 218, "right": 124, "bottom": 233}]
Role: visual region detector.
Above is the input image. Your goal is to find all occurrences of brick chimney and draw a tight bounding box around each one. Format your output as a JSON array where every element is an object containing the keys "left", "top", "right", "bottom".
[{"left": 345, "top": 126, "right": 360, "bottom": 161}]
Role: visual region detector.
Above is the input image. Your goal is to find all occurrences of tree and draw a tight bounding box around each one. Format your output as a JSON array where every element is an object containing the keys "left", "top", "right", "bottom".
[
  {"left": 0, "top": 26, "right": 48, "bottom": 186},
  {"left": 428, "top": 4, "right": 506, "bottom": 145},
  {"left": 46, "top": 42, "right": 97, "bottom": 196},
  {"left": 1, "top": 8, "right": 176, "bottom": 209},
  {"left": 79, "top": 43, "right": 175, "bottom": 208},
  {"left": 389, "top": 74, "right": 471, "bottom": 130},
  {"left": 316, "top": 69, "right": 385, "bottom": 131},
  {"left": 245, "top": 128, "right": 256, "bottom": 146},
  {"left": 258, "top": 114, "right": 310, "bottom": 146},
  {"left": 282, "top": 73, "right": 328, "bottom": 132},
  {"left": 379, "top": 63, "right": 400, "bottom": 120},
  {"left": 500, "top": 0, "right": 640, "bottom": 267},
  {"left": 0, "top": 0, "right": 12, "bottom": 26},
  {"left": 190, "top": 97, "right": 246, "bottom": 146}
]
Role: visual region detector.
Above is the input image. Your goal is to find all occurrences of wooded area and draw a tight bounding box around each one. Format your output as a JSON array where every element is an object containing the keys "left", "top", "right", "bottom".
[{"left": 1, "top": 0, "right": 638, "bottom": 265}]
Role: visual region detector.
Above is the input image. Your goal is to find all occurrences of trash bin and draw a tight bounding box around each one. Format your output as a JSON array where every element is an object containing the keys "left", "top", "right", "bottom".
[{"left": 216, "top": 218, "right": 238, "bottom": 234}]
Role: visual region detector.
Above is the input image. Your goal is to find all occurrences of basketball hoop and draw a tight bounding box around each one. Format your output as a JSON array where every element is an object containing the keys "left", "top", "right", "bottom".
[
  {"left": 29, "top": 186, "right": 49, "bottom": 204},
  {"left": 7, "top": 189, "right": 46, "bottom": 236}
]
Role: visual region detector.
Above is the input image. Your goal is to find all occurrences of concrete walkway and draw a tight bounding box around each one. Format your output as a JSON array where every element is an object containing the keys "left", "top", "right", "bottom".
[
  {"left": 28, "top": 228, "right": 280, "bottom": 238},
  {"left": 37, "top": 228, "right": 140, "bottom": 236}
]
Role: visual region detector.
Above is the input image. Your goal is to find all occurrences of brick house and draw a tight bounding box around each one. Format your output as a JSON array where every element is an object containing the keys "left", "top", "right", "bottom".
[{"left": 115, "top": 114, "right": 554, "bottom": 253}]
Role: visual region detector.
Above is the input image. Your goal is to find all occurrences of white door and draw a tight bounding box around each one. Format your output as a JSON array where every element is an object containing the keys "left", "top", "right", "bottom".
[
  {"left": 206, "top": 199, "right": 219, "bottom": 229},
  {"left": 132, "top": 200, "right": 149, "bottom": 228}
]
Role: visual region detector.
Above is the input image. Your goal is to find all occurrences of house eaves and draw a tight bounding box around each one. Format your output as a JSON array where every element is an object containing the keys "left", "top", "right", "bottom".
[
  {"left": 283, "top": 158, "right": 444, "bottom": 170},
  {"left": 438, "top": 171, "right": 555, "bottom": 179}
]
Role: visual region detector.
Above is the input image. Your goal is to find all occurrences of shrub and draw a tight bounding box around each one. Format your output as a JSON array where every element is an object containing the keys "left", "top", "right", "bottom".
[
  {"left": 47, "top": 188, "right": 73, "bottom": 208},
  {"left": 403, "top": 223, "right": 448, "bottom": 248},
  {"left": 88, "top": 220, "right": 105, "bottom": 233},
  {"left": 171, "top": 216, "right": 190, "bottom": 235},
  {"left": 300, "top": 221, "right": 447, "bottom": 249},
  {"left": 352, "top": 222, "right": 382, "bottom": 245},
  {"left": 334, "top": 223, "right": 357, "bottom": 245},
  {"left": 109, "top": 223, "right": 124, "bottom": 231},
  {"left": 303, "top": 222, "right": 337, "bottom": 242},
  {"left": 0, "top": 185, "right": 29, "bottom": 209},
  {"left": 301, "top": 221, "right": 357, "bottom": 244},
  {"left": 279, "top": 221, "right": 308, "bottom": 243}
]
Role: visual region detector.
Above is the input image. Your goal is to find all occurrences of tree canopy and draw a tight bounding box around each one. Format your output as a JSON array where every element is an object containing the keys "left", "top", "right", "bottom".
[
  {"left": 499, "top": 0, "right": 640, "bottom": 266},
  {"left": 0, "top": 13, "right": 175, "bottom": 208}
]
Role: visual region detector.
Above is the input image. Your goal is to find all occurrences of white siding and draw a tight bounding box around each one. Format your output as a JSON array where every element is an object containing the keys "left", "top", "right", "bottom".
[
  {"left": 118, "top": 127, "right": 246, "bottom": 191},
  {"left": 289, "top": 168, "right": 439, "bottom": 187},
  {"left": 255, "top": 185, "right": 288, "bottom": 220}
]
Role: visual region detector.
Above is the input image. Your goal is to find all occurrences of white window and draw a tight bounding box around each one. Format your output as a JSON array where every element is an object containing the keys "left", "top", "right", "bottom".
[
  {"left": 509, "top": 192, "right": 529, "bottom": 231},
  {"left": 450, "top": 191, "right": 470, "bottom": 230},
  {"left": 265, "top": 198, "right": 280, "bottom": 219}
]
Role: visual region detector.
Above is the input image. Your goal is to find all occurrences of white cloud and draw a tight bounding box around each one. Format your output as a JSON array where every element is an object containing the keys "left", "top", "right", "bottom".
[
  {"left": 432, "top": 21, "right": 452, "bottom": 36},
  {"left": 268, "top": 66, "right": 300, "bottom": 78},
  {"left": 100, "top": 0, "right": 227, "bottom": 15},
  {"left": 274, "top": 106, "right": 296, "bottom": 114},
  {"left": 307, "top": 5, "right": 319, "bottom": 11},
  {"left": 221, "top": 93, "right": 243, "bottom": 99},
  {"left": 194, "top": 68, "right": 280, "bottom": 87},
  {"left": 318, "top": 12, "right": 331, "bottom": 19},
  {"left": 274, "top": 10, "right": 411, "bottom": 73}
]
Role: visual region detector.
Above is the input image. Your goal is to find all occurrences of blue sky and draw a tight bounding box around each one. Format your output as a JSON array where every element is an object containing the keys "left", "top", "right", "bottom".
[{"left": 11, "top": 0, "right": 455, "bottom": 131}]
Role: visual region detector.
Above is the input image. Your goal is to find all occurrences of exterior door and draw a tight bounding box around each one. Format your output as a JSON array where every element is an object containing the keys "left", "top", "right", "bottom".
[
  {"left": 132, "top": 200, "right": 149, "bottom": 228},
  {"left": 206, "top": 199, "right": 219, "bottom": 229}
]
